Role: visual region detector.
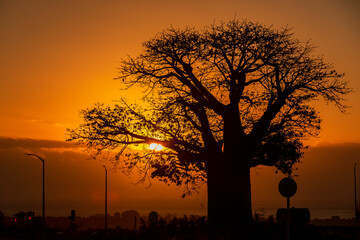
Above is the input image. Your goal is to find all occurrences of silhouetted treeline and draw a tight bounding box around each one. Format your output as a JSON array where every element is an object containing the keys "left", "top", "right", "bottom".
[
  {"left": 0, "top": 210, "right": 141, "bottom": 231},
  {"left": 0, "top": 210, "right": 358, "bottom": 239}
]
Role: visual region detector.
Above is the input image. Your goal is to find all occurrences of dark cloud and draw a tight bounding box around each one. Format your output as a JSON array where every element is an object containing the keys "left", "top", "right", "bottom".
[
  {"left": 1, "top": 138, "right": 360, "bottom": 218},
  {"left": 248, "top": 142, "right": 360, "bottom": 218},
  {"left": 294, "top": 142, "right": 360, "bottom": 204},
  {"left": 0, "top": 137, "right": 206, "bottom": 217},
  {"left": 0, "top": 136, "right": 79, "bottom": 150},
  {"left": 306, "top": 142, "right": 360, "bottom": 160}
]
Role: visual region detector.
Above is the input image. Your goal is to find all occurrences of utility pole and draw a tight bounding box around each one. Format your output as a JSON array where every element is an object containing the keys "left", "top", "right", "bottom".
[
  {"left": 355, "top": 163, "right": 358, "bottom": 220},
  {"left": 103, "top": 166, "right": 108, "bottom": 231}
]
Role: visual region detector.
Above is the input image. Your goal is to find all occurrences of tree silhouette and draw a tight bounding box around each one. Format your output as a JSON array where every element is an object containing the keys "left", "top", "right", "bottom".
[
  {"left": 68, "top": 20, "right": 350, "bottom": 237},
  {"left": 0, "top": 210, "right": 4, "bottom": 227},
  {"left": 148, "top": 211, "right": 159, "bottom": 227}
]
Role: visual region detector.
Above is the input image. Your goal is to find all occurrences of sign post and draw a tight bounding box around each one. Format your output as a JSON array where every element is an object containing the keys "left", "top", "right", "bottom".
[
  {"left": 279, "top": 177, "right": 297, "bottom": 240},
  {"left": 355, "top": 163, "right": 358, "bottom": 220}
]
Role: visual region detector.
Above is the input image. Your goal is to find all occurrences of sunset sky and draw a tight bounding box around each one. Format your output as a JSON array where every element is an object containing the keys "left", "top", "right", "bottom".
[{"left": 1, "top": 0, "right": 360, "bottom": 218}]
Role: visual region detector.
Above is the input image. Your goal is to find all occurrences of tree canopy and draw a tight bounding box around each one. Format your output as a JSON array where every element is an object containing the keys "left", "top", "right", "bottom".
[{"left": 68, "top": 20, "right": 349, "bottom": 194}]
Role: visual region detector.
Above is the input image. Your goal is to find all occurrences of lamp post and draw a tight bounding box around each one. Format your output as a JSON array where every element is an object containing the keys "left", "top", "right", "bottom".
[
  {"left": 103, "top": 166, "right": 108, "bottom": 231},
  {"left": 355, "top": 163, "right": 358, "bottom": 220},
  {"left": 26, "top": 153, "right": 45, "bottom": 224}
]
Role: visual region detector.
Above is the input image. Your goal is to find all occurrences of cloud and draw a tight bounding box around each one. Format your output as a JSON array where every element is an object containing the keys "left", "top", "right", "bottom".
[
  {"left": 25, "top": 118, "right": 70, "bottom": 128},
  {"left": 248, "top": 142, "right": 360, "bottom": 218},
  {"left": 0, "top": 136, "right": 204, "bottom": 217},
  {"left": 1, "top": 138, "right": 360, "bottom": 218},
  {"left": 0, "top": 136, "right": 78, "bottom": 150}
]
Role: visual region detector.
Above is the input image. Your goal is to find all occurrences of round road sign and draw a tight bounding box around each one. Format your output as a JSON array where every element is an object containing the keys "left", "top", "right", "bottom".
[{"left": 278, "top": 177, "right": 297, "bottom": 198}]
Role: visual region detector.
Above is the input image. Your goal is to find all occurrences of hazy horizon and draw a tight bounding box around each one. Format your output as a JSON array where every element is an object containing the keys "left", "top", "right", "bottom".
[{"left": 1, "top": 137, "right": 359, "bottom": 219}]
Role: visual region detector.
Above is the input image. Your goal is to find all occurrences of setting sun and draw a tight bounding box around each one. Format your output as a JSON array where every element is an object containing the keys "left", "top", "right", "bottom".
[{"left": 149, "top": 143, "right": 163, "bottom": 151}]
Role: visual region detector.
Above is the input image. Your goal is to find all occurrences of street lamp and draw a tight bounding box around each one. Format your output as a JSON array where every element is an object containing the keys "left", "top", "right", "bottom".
[
  {"left": 26, "top": 153, "right": 45, "bottom": 223},
  {"left": 355, "top": 163, "right": 358, "bottom": 220},
  {"left": 103, "top": 166, "right": 108, "bottom": 231}
]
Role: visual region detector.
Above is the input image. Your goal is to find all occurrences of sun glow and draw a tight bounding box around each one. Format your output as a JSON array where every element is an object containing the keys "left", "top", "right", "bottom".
[{"left": 149, "top": 143, "right": 163, "bottom": 151}]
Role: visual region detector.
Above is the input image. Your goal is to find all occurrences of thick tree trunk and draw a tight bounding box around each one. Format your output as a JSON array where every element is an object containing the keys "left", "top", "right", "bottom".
[
  {"left": 205, "top": 106, "right": 253, "bottom": 239},
  {"left": 206, "top": 153, "right": 253, "bottom": 239}
]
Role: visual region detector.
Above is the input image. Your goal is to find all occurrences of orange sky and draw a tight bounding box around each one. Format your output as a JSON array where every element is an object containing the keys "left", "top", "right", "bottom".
[{"left": 1, "top": 0, "right": 360, "bottom": 218}]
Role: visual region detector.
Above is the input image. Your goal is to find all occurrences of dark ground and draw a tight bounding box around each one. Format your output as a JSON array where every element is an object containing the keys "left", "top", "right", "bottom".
[{"left": 0, "top": 218, "right": 359, "bottom": 240}]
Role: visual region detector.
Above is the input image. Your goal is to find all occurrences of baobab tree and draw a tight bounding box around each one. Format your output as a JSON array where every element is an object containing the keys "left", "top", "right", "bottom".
[{"left": 68, "top": 20, "right": 349, "bottom": 238}]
